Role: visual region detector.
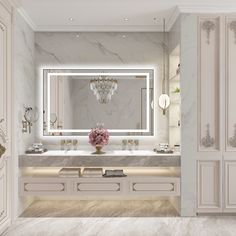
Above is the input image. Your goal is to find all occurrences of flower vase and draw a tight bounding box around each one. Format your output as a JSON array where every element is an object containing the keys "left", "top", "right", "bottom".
[{"left": 93, "top": 145, "right": 105, "bottom": 154}]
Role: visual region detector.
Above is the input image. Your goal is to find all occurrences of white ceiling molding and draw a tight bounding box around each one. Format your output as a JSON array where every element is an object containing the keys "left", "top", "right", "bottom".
[
  {"left": 178, "top": 4, "right": 236, "bottom": 13},
  {"left": 12, "top": 3, "right": 178, "bottom": 32},
  {"left": 13, "top": 3, "right": 236, "bottom": 32},
  {"left": 34, "top": 25, "right": 164, "bottom": 32},
  {"left": 17, "top": 6, "right": 36, "bottom": 30},
  {"left": 166, "top": 7, "right": 181, "bottom": 31}
]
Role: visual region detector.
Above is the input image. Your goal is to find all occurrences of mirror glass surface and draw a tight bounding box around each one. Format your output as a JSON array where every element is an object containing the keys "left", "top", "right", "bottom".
[{"left": 43, "top": 69, "right": 154, "bottom": 136}]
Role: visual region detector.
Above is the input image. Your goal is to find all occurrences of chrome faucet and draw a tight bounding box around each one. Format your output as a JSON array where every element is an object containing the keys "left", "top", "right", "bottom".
[
  {"left": 72, "top": 139, "right": 78, "bottom": 150},
  {"left": 60, "top": 140, "right": 66, "bottom": 150},
  {"left": 128, "top": 140, "right": 134, "bottom": 150}
]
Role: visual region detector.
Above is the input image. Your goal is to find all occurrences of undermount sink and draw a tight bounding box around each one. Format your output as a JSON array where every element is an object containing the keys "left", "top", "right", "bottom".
[{"left": 111, "top": 150, "right": 156, "bottom": 156}]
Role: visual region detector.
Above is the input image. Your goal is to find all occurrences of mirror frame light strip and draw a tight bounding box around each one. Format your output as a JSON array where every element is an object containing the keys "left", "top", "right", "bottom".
[{"left": 46, "top": 72, "right": 151, "bottom": 133}]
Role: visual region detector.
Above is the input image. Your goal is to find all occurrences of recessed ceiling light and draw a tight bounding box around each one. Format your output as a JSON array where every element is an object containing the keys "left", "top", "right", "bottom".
[
  {"left": 122, "top": 34, "right": 126, "bottom": 38},
  {"left": 69, "top": 17, "right": 74, "bottom": 21},
  {"left": 76, "top": 34, "right": 80, "bottom": 38},
  {"left": 124, "top": 17, "right": 129, "bottom": 22}
]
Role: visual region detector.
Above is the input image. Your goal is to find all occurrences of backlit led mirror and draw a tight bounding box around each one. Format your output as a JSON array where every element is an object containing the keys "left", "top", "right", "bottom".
[{"left": 43, "top": 68, "right": 154, "bottom": 136}]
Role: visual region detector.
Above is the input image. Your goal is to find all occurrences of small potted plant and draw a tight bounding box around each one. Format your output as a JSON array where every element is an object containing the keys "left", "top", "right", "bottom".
[{"left": 89, "top": 125, "right": 109, "bottom": 154}]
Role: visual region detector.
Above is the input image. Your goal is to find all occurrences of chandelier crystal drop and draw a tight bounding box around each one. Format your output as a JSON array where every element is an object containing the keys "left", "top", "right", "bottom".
[{"left": 90, "top": 76, "right": 118, "bottom": 104}]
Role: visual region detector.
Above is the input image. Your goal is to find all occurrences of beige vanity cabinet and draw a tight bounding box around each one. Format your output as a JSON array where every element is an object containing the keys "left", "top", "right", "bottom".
[
  {"left": 197, "top": 15, "right": 236, "bottom": 213},
  {"left": 0, "top": 0, "right": 12, "bottom": 233}
]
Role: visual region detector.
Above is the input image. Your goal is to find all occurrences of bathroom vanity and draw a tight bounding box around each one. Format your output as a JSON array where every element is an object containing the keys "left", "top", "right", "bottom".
[
  {"left": 16, "top": 33, "right": 182, "bottom": 217},
  {"left": 19, "top": 151, "right": 180, "bottom": 199}
]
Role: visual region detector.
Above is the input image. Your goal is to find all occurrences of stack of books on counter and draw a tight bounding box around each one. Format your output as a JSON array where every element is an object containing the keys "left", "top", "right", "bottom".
[
  {"left": 59, "top": 168, "right": 81, "bottom": 177},
  {"left": 82, "top": 168, "right": 103, "bottom": 177}
]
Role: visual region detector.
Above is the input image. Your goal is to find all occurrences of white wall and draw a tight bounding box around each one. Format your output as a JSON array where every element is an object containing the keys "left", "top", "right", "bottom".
[
  {"left": 35, "top": 32, "right": 169, "bottom": 147},
  {"left": 13, "top": 10, "right": 35, "bottom": 216},
  {"left": 180, "top": 13, "right": 198, "bottom": 216}
]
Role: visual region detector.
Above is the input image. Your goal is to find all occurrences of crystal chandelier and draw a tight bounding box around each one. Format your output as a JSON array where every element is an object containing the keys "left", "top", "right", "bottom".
[{"left": 90, "top": 76, "right": 118, "bottom": 104}]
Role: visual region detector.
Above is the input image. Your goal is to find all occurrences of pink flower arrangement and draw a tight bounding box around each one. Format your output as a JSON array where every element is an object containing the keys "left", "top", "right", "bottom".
[{"left": 89, "top": 127, "right": 109, "bottom": 146}]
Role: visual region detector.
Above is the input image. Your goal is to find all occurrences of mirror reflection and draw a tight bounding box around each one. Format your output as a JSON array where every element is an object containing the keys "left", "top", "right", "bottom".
[{"left": 43, "top": 69, "right": 154, "bottom": 136}]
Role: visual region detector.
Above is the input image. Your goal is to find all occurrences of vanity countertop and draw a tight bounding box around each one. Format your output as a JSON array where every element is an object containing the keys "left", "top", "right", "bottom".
[{"left": 19, "top": 150, "right": 181, "bottom": 167}]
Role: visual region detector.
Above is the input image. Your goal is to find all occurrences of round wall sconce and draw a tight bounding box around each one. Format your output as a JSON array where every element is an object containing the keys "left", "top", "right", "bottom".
[
  {"left": 158, "top": 18, "right": 170, "bottom": 116},
  {"left": 158, "top": 94, "right": 170, "bottom": 115}
]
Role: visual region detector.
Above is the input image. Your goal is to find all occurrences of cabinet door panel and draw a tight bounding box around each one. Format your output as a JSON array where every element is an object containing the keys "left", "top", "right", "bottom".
[
  {"left": 198, "top": 17, "right": 221, "bottom": 151},
  {"left": 197, "top": 161, "right": 221, "bottom": 212},
  {"left": 224, "top": 161, "right": 236, "bottom": 211}
]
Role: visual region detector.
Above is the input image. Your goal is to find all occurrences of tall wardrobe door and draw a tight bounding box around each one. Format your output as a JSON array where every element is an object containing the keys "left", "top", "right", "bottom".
[
  {"left": 0, "top": 1, "right": 12, "bottom": 234},
  {"left": 198, "top": 17, "right": 221, "bottom": 151},
  {"left": 224, "top": 16, "right": 236, "bottom": 213},
  {"left": 225, "top": 17, "right": 236, "bottom": 151}
]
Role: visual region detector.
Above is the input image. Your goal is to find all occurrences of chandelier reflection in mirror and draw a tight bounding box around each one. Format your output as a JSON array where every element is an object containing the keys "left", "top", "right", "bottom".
[{"left": 90, "top": 76, "right": 118, "bottom": 104}]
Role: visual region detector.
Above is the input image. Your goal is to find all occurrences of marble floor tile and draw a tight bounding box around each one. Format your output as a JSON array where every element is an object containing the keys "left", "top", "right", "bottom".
[
  {"left": 3, "top": 216, "right": 236, "bottom": 236},
  {"left": 20, "top": 200, "right": 178, "bottom": 217}
]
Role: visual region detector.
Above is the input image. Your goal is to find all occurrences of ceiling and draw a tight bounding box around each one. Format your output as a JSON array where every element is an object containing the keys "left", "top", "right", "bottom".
[{"left": 14, "top": 0, "right": 236, "bottom": 32}]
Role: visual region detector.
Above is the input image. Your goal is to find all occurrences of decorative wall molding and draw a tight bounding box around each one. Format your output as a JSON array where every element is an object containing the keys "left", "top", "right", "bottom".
[
  {"left": 201, "top": 124, "right": 215, "bottom": 148},
  {"left": 229, "top": 21, "right": 236, "bottom": 44},
  {"left": 197, "top": 161, "right": 221, "bottom": 212},
  {"left": 198, "top": 16, "right": 220, "bottom": 151},
  {"left": 202, "top": 20, "right": 216, "bottom": 44},
  {"left": 0, "top": 22, "right": 5, "bottom": 31},
  {"left": 226, "top": 17, "right": 236, "bottom": 151}
]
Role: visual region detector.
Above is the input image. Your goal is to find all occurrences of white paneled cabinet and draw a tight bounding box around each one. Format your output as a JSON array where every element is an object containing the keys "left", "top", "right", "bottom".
[
  {"left": 0, "top": 0, "right": 12, "bottom": 233},
  {"left": 224, "top": 161, "right": 236, "bottom": 211},
  {"left": 19, "top": 176, "right": 180, "bottom": 197},
  {"left": 197, "top": 161, "right": 221, "bottom": 212},
  {"left": 197, "top": 15, "right": 236, "bottom": 213}
]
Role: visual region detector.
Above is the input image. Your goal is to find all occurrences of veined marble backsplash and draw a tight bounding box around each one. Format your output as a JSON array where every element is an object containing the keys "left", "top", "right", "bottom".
[
  {"left": 13, "top": 12, "right": 35, "bottom": 155},
  {"left": 13, "top": 11, "right": 36, "bottom": 217},
  {"left": 35, "top": 32, "right": 169, "bottom": 147}
]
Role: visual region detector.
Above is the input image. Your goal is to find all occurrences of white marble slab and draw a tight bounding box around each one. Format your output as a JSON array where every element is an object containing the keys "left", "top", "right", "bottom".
[
  {"left": 35, "top": 32, "right": 169, "bottom": 146},
  {"left": 19, "top": 150, "right": 181, "bottom": 167},
  {"left": 4, "top": 216, "right": 236, "bottom": 236}
]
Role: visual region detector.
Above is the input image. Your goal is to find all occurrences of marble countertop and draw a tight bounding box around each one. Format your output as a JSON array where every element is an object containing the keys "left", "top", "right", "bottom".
[{"left": 19, "top": 150, "right": 181, "bottom": 167}]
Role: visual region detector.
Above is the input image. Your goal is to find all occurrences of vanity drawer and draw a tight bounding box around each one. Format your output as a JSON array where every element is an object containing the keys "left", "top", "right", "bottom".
[
  {"left": 129, "top": 177, "right": 180, "bottom": 196},
  {"left": 74, "top": 179, "right": 123, "bottom": 195},
  {"left": 20, "top": 178, "right": 69, "bottom": 196}
]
